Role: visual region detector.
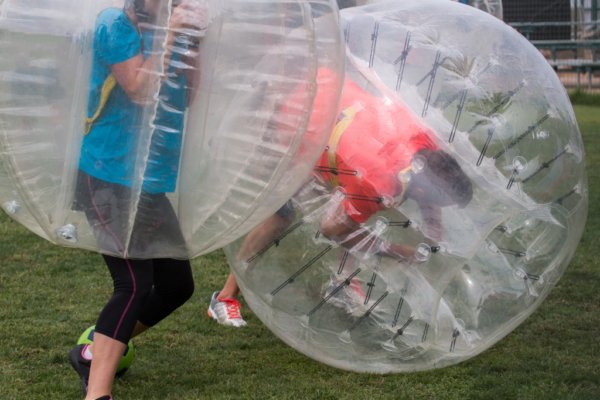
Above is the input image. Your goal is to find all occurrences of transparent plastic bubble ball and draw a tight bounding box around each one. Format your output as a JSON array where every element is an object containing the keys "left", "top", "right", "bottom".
[
  {"left": 0, "top": 0, "right": 344, "bottom": 258},
  {"left": 453, "top": 0, "right": 503, "bottom": 19},
  {"left": 225, "top": 0, "right": 587, "bottom": 373},
  {"left": 361, "top": 0, "right": 503, "bottom": 20}
]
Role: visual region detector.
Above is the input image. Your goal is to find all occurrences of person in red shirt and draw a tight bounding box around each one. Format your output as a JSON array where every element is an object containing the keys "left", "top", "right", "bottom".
[
  {"left": 207, "top": 71, "right": 472, "bottom": 327},
  {"left": 313, "top": 75, "right": 471, "bottom": 258}
]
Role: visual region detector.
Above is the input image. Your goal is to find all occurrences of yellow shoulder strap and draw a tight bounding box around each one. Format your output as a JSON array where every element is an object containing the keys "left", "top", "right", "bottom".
[
  {"left": 327, "top": 104, "right": 360, "bottom": 187},
  {"left": 394, "top": 165, "right": 413, "bottom": 206},
  {"left": 84, "top": 74, "right": 117, "bottom": 135}
]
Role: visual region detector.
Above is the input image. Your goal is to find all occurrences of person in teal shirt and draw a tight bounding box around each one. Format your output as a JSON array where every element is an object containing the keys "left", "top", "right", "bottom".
[
  {"left": 79, "top": 6, "right": 191, "bottom": 193},
  {"left": 71, "top": 1, "right": 207, "bottom": 399}
]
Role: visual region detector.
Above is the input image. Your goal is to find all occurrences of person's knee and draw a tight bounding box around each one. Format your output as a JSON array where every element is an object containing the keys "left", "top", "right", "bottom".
[
  {"left": 154, "top": 271, "right": 195, "bottom": 307},
  {"left": 319, "top": 209, "right": 360, "bottom": 242},
  {"left": 177, "top": 278, "right": 195, "bottom": 305},
  {"left": 106, "top": 256, "right": 154, "bottom": 300},
  {"left": 154, "top": 278, "right": 194, "bottom": 312},
  {"left": 279, "top": 212, "right": 295, "bottom": 227},
  {"left": 112, "top": 280, "right": 153, "bottom": 308},
  {"left": 112, "top": 270, "right": 153, "bottom": 298}
]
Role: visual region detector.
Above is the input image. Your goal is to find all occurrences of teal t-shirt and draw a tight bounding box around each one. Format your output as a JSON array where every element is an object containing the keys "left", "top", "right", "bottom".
[{"left": 79, "top": 8, "right": 186, "bottom": 194}]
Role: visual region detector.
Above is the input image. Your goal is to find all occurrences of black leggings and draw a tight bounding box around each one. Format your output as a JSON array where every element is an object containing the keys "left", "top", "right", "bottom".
[
  {"left": 96, "top": 255, "right": 194, "bottom": 344},
  {"left": 75, "top": 171, "right": 194, "bottom": 344}
]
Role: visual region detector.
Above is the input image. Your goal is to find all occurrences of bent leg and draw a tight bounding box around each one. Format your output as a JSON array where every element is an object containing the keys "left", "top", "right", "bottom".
[
  {"left": 137, "top": 258, "right": 194, "bottom": 328},
  {"left": 237, "top": 205, "right": 295, "bottom": 263}
]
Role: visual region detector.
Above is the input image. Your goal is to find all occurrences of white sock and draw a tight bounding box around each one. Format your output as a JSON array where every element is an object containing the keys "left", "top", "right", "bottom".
[{"left": 83, "top": 344, "right": 93, "bottom": 361}]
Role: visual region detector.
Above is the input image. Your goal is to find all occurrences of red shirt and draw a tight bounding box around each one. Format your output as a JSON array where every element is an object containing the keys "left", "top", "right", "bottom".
[{"left": 316, "top": 77, "right": 437, "bottom": 223}]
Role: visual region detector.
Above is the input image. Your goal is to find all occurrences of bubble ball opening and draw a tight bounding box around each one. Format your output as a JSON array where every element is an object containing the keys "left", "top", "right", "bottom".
[
  {"left": 0, "top": 0, "right": 344, "bottom": 259},
  {"left": 224, "top": 0, "right": 587, "bottom": 373}
]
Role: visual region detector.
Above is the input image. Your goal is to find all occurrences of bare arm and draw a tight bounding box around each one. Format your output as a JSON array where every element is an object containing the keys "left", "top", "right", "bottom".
[{"left": 111, "top": 54, "right": 159, "bottom": 104}]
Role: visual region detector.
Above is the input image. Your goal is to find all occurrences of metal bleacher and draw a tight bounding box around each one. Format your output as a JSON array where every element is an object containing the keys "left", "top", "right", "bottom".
[{"left": 506, "top": 0, "right": 600, "bottom": 92}]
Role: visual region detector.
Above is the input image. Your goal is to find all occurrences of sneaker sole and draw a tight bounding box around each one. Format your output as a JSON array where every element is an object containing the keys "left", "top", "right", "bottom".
[
  {"left": 207, "top": 306, "right": 247, "bottom": 327},
  {"left": 207, "top": 306, "right": 218, "bottom": 321}
]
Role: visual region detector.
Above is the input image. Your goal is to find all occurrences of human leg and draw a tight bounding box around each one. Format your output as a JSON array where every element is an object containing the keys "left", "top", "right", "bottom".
[
  {"left": 236, "top": 204, "right": 295, "bottom": 263},
  {"left": 209, "top": 202, "right": 295, "bottom": 326},
  {"left": 217, "top": 273, "right": 240, "bottom": 299},
  {"left": 85, "top": 255, "right": 154, "bottom": 399},
  {"left": 85, "top": 333, "right": 126, "bottom": 400},
  {"left": 76, "top": 257, "right": 193, "bottom": 398},
  {"left": 128, "top": 192, "right": 195, "bottom": 327},
  {"left": 125, "top": 260, "right": 194, "bottom": 338},
  {"left": 136, "top": 258, "right": 194, "bottom": 328}
]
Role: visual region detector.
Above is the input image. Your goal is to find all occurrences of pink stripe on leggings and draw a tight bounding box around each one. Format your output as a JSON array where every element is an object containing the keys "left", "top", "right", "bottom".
[{"left": 87, "top": 175, "right": 137, "bottom": 340}]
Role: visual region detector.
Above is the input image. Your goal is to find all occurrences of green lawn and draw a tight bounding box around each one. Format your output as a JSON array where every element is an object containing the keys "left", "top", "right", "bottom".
[{"left": 0, "top": 105, "right": 599, "bottom": 400}]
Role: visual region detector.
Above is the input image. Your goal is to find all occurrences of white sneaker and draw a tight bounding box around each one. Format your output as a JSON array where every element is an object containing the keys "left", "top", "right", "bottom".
[{"left": 207, "top": 291, "right": 247, "bottom": 327}]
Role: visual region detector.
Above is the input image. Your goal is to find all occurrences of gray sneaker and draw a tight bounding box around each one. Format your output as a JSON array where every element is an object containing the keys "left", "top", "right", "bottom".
[{"left": 207, "top": 291, "right": 247, "bottom": 327}]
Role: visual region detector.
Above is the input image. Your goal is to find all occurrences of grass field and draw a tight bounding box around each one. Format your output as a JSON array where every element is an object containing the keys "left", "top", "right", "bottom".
[{"left": 0, "top": 105, "right": 599, "bottom": 400}]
